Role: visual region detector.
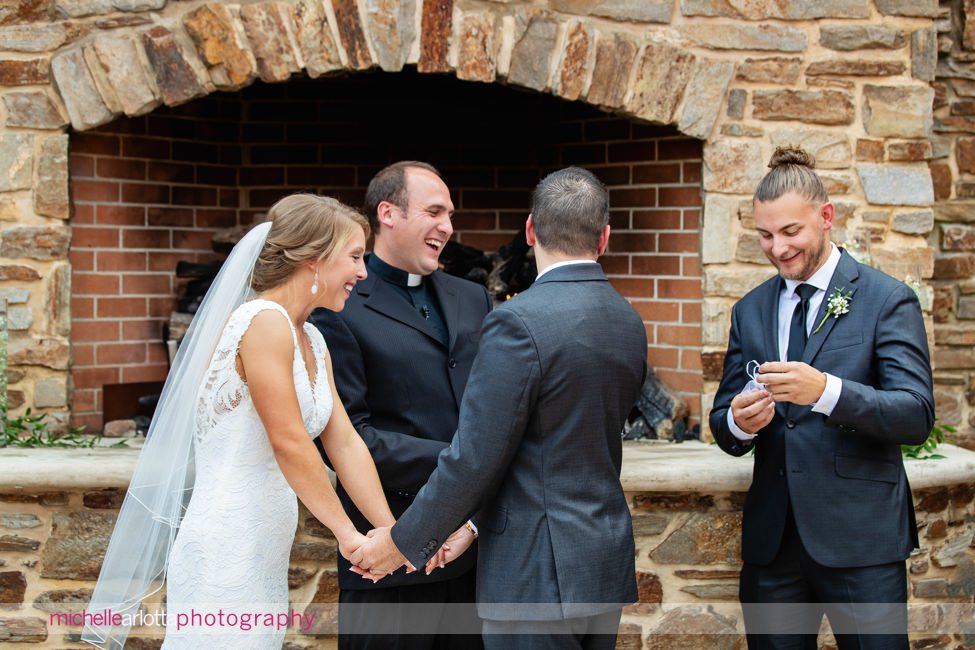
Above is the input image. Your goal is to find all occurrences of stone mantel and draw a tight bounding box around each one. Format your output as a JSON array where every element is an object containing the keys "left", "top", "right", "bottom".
[{"left": 2, "top": 440, "right": 973, "bottom": 493}]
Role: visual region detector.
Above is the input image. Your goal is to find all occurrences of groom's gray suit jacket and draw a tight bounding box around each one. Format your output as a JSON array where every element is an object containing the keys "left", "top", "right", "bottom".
[
  {"left": 710, "top": 250, "right": 934, "bottom": 569},
  {"left": 392, "top": 263, "right": 647, "bottom": 621}
]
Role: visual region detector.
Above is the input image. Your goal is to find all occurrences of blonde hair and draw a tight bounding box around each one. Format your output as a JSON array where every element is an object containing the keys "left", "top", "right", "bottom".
[
  {"left": 251, "top": 194, "right": 369, "bottom": 292},
  {"left": 754, "top": 146, "right": 829, "bottom": 205}
]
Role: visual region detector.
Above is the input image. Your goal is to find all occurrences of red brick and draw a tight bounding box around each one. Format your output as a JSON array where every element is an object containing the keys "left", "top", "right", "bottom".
[
  {"left": 659, "top": 187, "right": 702, "bottom": 207},
  {"left": 657, "top": 324, "right": 701, "bottom": 346},
  {"left": 633, "top": 163, "right": 681, "bottom": 184},
  {"left": 609, "top": 211, "right": 630, "bottom": 230},
  {"left": 247, "top": 188, "right": 289, "bottom": 208},
  {"left": 97, "top": 158, "right": 146, "bottom": 180},
  {"left": 681, "top": 349, "right": 702, "bottom": 371},
  {"left": 147, "top": 207, "right": 194, "bottom": 227},
  {"left": 632, "top": 300, "right": 680, "bottom": 322},
  {"left": 610, "top": 188, "right": 657, "bottom": 208},
  {"left": 681, "top": 302, "right": 702, "bottom": 323},
  {"left": 173, "top": 186, "right": 218, "bottom": 206},
  {"left": 73, "top": 180, "right": 119, "bottom": 202},
  {"left": 658, "top": 139, "right": 703, "bottom": 161},
  {"left": 70, "top": 250, "right": 95, "bottom": 271},
  {"left": 455, "top": 232, "right": 517, "bottom": 252},
  {"left": 592, "top": 165, "right": 631, "bottom": 186},
  {"left": 245, "top": 167, "right": 286, "bottom": 185},
  {"left": 631, "top": 255, "right": 680, "bottom": 276},
  {"left": 72, "top": 227, "right": 119, "bottom": 248},
  {"left": 658, "top": 279, "right": 702, "bottom": 299},
  {"left": 70, "top": 413, "right": 103, "bottom": 433},
  {"left": 599, "top": 254, "right": 630, "bottom": 274},
  {"left": 123, "top": 274, "right": 172, "bottom": 295},
  {"left": 682, "top": 256, "right": 702, "bottom": 277},
  {"left": 197, "top": 209, "right": 239, "bottom": 229},
  {"left": 73, "top": 272, "right": 121, "bottom": 295},
  {"left": 453, "top": 213, "right": 497, "bottom": 230},
  {"left": 461, "top": 190, "right": 528, "bottom": 210},
  {"left": 71, "top": 388, "right": 97, "bottom": 412},
  {"left": 123, "top": 319, "right": 166, "bottom": 341},
  {"left": 96, "top": 342, "right": 147, "bottom": 365},
  {"left": 121, "top": 136, "right": 172, "bottom": 159},
  {"left": 683, "top": 209, "right": 701, "bottom": 229},
  {"left": 70, "top": 154, "right": 95, "bottom": 178},
  {"left": 148, "top": 297, "right": 175, "bottom": 317},
  {"left": 122, "top": 364, "right": 168, "bottom": 383},
  {"left": 610, "top": 233, "right": 656, "bottom": 253},
  {"left": 123, "top": 229, "right": 171, "bottom": 249},
  {"left": 632, "top": 210, "right": 682, "bottom": 230},
  {"left": 173, "top": 229, "right": 214, "bottom": 250},
  {"left": 683, "top": 162, "right": 702, "bottom": 183},
  {"left": 609, "top": 277, "right": 655, "bottom": 298},
  {"left": 72, "top": 204, "right": 95, "bottom": 224},
  {"left": 96, "top": 205, "right": 145, "bottom": 226},
  {"left": 148, "top": 344, "right": 169, "bottom": 364},
  {"left": 196, "top": 165, "right": 236, "bottom": 186},
  {"left": 644, "top": 323, "right": 655, "bottom": 343},
  {"left": 685, "top": 396, "right": 701, "bottom": 420},
  {"left": 562, "top": 144, "right": 607, "bottom": 165},
  {"left": 609, "top": 142, "right": 656, "bottom": 163},
  {"left": 219, "top": 189, "right": 241, "bottom": 208},
  {"left": 147, "top": 251, "right": 187, "bottom": 272},
  {"left": 585, "top": 119, "right": 631, "bottom": 141},
  {"left": 72, "top": 320, "right": 120, "bottom": 342},
  {"left": 148, "top": 161, "right": 194, "bottom": 183},
  {"left": 659, "top": 233, "right": 698, "bottom": 253},
  {"left": 72, "top": 366, "right": 119, "bottom": 389},
  {"left": 647, "top": 346, "right": 680, "bottom": 369},
  {"left": 72, "top": 297, "right": 94, "bottom": 319},
  {"left": 72, "top": 133, "right": 120, "bottom": 156},
  {"left": 97, "top": 297, "right": 147, "bottom": 318},
  {"left": 655, "top": 369, "right": 702, "bottom": 393},
  {"left": 121, "top": 182, "right": 170, "bottom": 204},
  {"left": 97, "top": 251, "right": 147, "bottom": 272}
]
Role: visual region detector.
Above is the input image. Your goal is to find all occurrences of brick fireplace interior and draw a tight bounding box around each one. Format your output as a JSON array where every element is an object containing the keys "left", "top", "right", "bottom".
[{"left": 67, "top": 70, "right": 704, "bottom": 433}]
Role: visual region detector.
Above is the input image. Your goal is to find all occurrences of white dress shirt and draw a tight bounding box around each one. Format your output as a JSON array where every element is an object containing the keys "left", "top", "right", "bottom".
[{"left": 729, "top": 244, "right": 844, "bottom": 440}]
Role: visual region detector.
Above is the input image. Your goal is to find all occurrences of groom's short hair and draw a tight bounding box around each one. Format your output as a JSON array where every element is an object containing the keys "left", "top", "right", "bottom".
[{"left": 531, "top": 166, "right": 608, "bottom": 256}]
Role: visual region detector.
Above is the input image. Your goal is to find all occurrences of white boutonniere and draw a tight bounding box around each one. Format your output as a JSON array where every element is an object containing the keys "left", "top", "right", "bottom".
[{"left": 813, "top": 287, "right": 853, "bottom": 334}]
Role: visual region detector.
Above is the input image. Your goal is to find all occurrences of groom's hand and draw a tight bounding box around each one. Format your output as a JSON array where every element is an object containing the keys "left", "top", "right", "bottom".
[
  {"left": 756, "top": 361, "right": 827, "bottom": 406},
  {"left": 349, "top": 526, "right": 409, "bottom": 578},
  {"left": 731, "top": 388, "right": 774, "bottom": 434}
]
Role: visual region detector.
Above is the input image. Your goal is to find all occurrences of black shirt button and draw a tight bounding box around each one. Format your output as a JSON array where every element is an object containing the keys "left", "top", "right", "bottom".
[
  {"left": 448, "top": 358, "right": 457, "bottom": 369},
  {"left": 786, "top": 420, "right": 796, "bottom": 429}
]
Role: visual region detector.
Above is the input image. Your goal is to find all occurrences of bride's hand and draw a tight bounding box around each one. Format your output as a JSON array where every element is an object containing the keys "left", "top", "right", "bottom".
[{"left": 337, "top": 531, "right": 368, "bottom": 562}]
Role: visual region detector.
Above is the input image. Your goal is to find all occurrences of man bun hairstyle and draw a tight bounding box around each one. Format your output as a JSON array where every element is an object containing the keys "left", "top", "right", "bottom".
[
  {"left": 754, "top": 145, "right": 829, "bottom": 205},
  {"left": 251, "top": 194, "right": 369, "bottom": 293}
]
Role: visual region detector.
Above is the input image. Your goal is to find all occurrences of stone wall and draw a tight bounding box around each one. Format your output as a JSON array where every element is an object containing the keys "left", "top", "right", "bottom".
[
  {"left": 930, "top": 0, "right": 975, "bottom": 449},
  {"left": 0, "top": 0, "right": 967, "bottom": 440},
  {"left": 1, "top": 461, "right": 973, "bottom": 648}
]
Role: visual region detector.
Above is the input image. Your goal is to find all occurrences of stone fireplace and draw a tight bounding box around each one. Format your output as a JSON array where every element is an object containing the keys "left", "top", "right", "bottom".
[{"left": 0, "top": 0, "right": 972, "bottom": 439}]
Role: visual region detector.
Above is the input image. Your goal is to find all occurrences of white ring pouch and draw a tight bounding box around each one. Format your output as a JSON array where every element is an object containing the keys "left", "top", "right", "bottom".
[{"left": 742, "top": 360, "right": 766, "bottom": 394}]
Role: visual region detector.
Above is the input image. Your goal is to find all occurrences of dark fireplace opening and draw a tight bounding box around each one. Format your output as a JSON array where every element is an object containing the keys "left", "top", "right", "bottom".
[{"left": 68, "top": 69, "right": 704, "bottom": 433}]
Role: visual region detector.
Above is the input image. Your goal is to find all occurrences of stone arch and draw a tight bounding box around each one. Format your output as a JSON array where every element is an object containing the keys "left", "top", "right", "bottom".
[{"left": 4, "top": 0, "right": 725, "bottom": 428}]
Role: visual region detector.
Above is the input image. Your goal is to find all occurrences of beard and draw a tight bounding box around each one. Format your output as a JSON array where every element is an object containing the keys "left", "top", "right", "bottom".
[{"left": 770, "top": 233, "right": 830, "bottom": 281}]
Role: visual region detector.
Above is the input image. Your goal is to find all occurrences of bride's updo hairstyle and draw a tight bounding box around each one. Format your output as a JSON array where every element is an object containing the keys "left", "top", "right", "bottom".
[
  {"left": 251, "top": 194, "right": 369, "bottom": 292},
  {"left": 754, "top": 145, "right": 829, "bottom": 205}
]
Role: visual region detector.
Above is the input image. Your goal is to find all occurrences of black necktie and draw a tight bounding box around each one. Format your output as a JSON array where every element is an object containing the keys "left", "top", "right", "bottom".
[{"left": 787, "top": 284, "right": 817, "bottom": 362}]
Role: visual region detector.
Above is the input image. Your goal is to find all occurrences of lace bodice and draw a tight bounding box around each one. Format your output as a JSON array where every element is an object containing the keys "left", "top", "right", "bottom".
[{"left": 164, "top": 299, "right": 332, "bottom": 649}]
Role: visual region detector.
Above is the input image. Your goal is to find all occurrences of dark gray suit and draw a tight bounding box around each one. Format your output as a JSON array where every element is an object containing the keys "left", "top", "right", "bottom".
[
  {"left": 710, "top": 250, "right": 934, "bottom": 647},
  {"left": 392, "top": 263, "right": 647, "bottom": 639}
]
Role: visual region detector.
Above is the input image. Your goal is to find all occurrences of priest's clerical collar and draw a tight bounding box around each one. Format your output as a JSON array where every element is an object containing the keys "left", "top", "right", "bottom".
[{"left": 367, "top": 253, "right": 424, "bottom": 287}]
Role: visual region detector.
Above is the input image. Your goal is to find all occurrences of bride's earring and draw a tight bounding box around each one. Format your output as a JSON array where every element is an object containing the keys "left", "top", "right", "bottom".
[{"left": 310, "top": 268, "right": 319, "bottom": 295}]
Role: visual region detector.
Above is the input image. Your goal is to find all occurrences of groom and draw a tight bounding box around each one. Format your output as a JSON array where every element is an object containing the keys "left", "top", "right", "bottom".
[
  {"left": 351, "top": 166, "right": 647, "bottom": 649},
  {"left": 709, "top": 146, "right": 934, "bottom": 649}
]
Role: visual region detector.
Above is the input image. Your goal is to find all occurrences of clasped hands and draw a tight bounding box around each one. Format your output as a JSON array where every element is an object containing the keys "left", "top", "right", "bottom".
[
  {"left": 345, "top": 524, "right": 476, "bottom": 583},
  {"left": 731, "top": 361, "right": 826, "bottom": 435}
]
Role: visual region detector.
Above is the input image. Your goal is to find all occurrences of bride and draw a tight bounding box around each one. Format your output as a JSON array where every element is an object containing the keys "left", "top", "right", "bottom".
[{"left": 83, "top": 194, "right": 398, "bottom": 648}]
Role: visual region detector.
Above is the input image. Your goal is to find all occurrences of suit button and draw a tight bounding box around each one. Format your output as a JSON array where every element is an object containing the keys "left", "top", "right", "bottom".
[
  {"left": 448, "top": 358, "right": 457, "bottom": 369},
  {"left": 786, "top": 420, "right": 796, "bottom": 429}
]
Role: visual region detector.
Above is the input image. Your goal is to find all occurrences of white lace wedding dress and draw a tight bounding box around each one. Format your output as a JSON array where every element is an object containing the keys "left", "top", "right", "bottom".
[{"left": 163, "top": 300, "right": 332, "bottom": 649}]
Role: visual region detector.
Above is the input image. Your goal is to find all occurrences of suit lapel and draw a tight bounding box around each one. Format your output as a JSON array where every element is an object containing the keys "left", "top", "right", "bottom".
[
  {"left": 762, "top": 277, "right": 782, "bottom": 364},
  {"left": 429, "top": 271, "right": 460, "bottom": 351},
  {"left": 363, "top": 276, "right": 445, "bottom": 346},
  {"left": 801, "top": 250, "right": 859, "bottom": 365}
]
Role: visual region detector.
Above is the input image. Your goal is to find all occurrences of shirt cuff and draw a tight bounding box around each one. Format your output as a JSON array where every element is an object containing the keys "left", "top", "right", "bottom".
[
  {"left": 811, "top": 373, "right": 842, "bottom": 415},
  {"left": 727, "top": 407, "right": 757, "bottom": 441}
]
